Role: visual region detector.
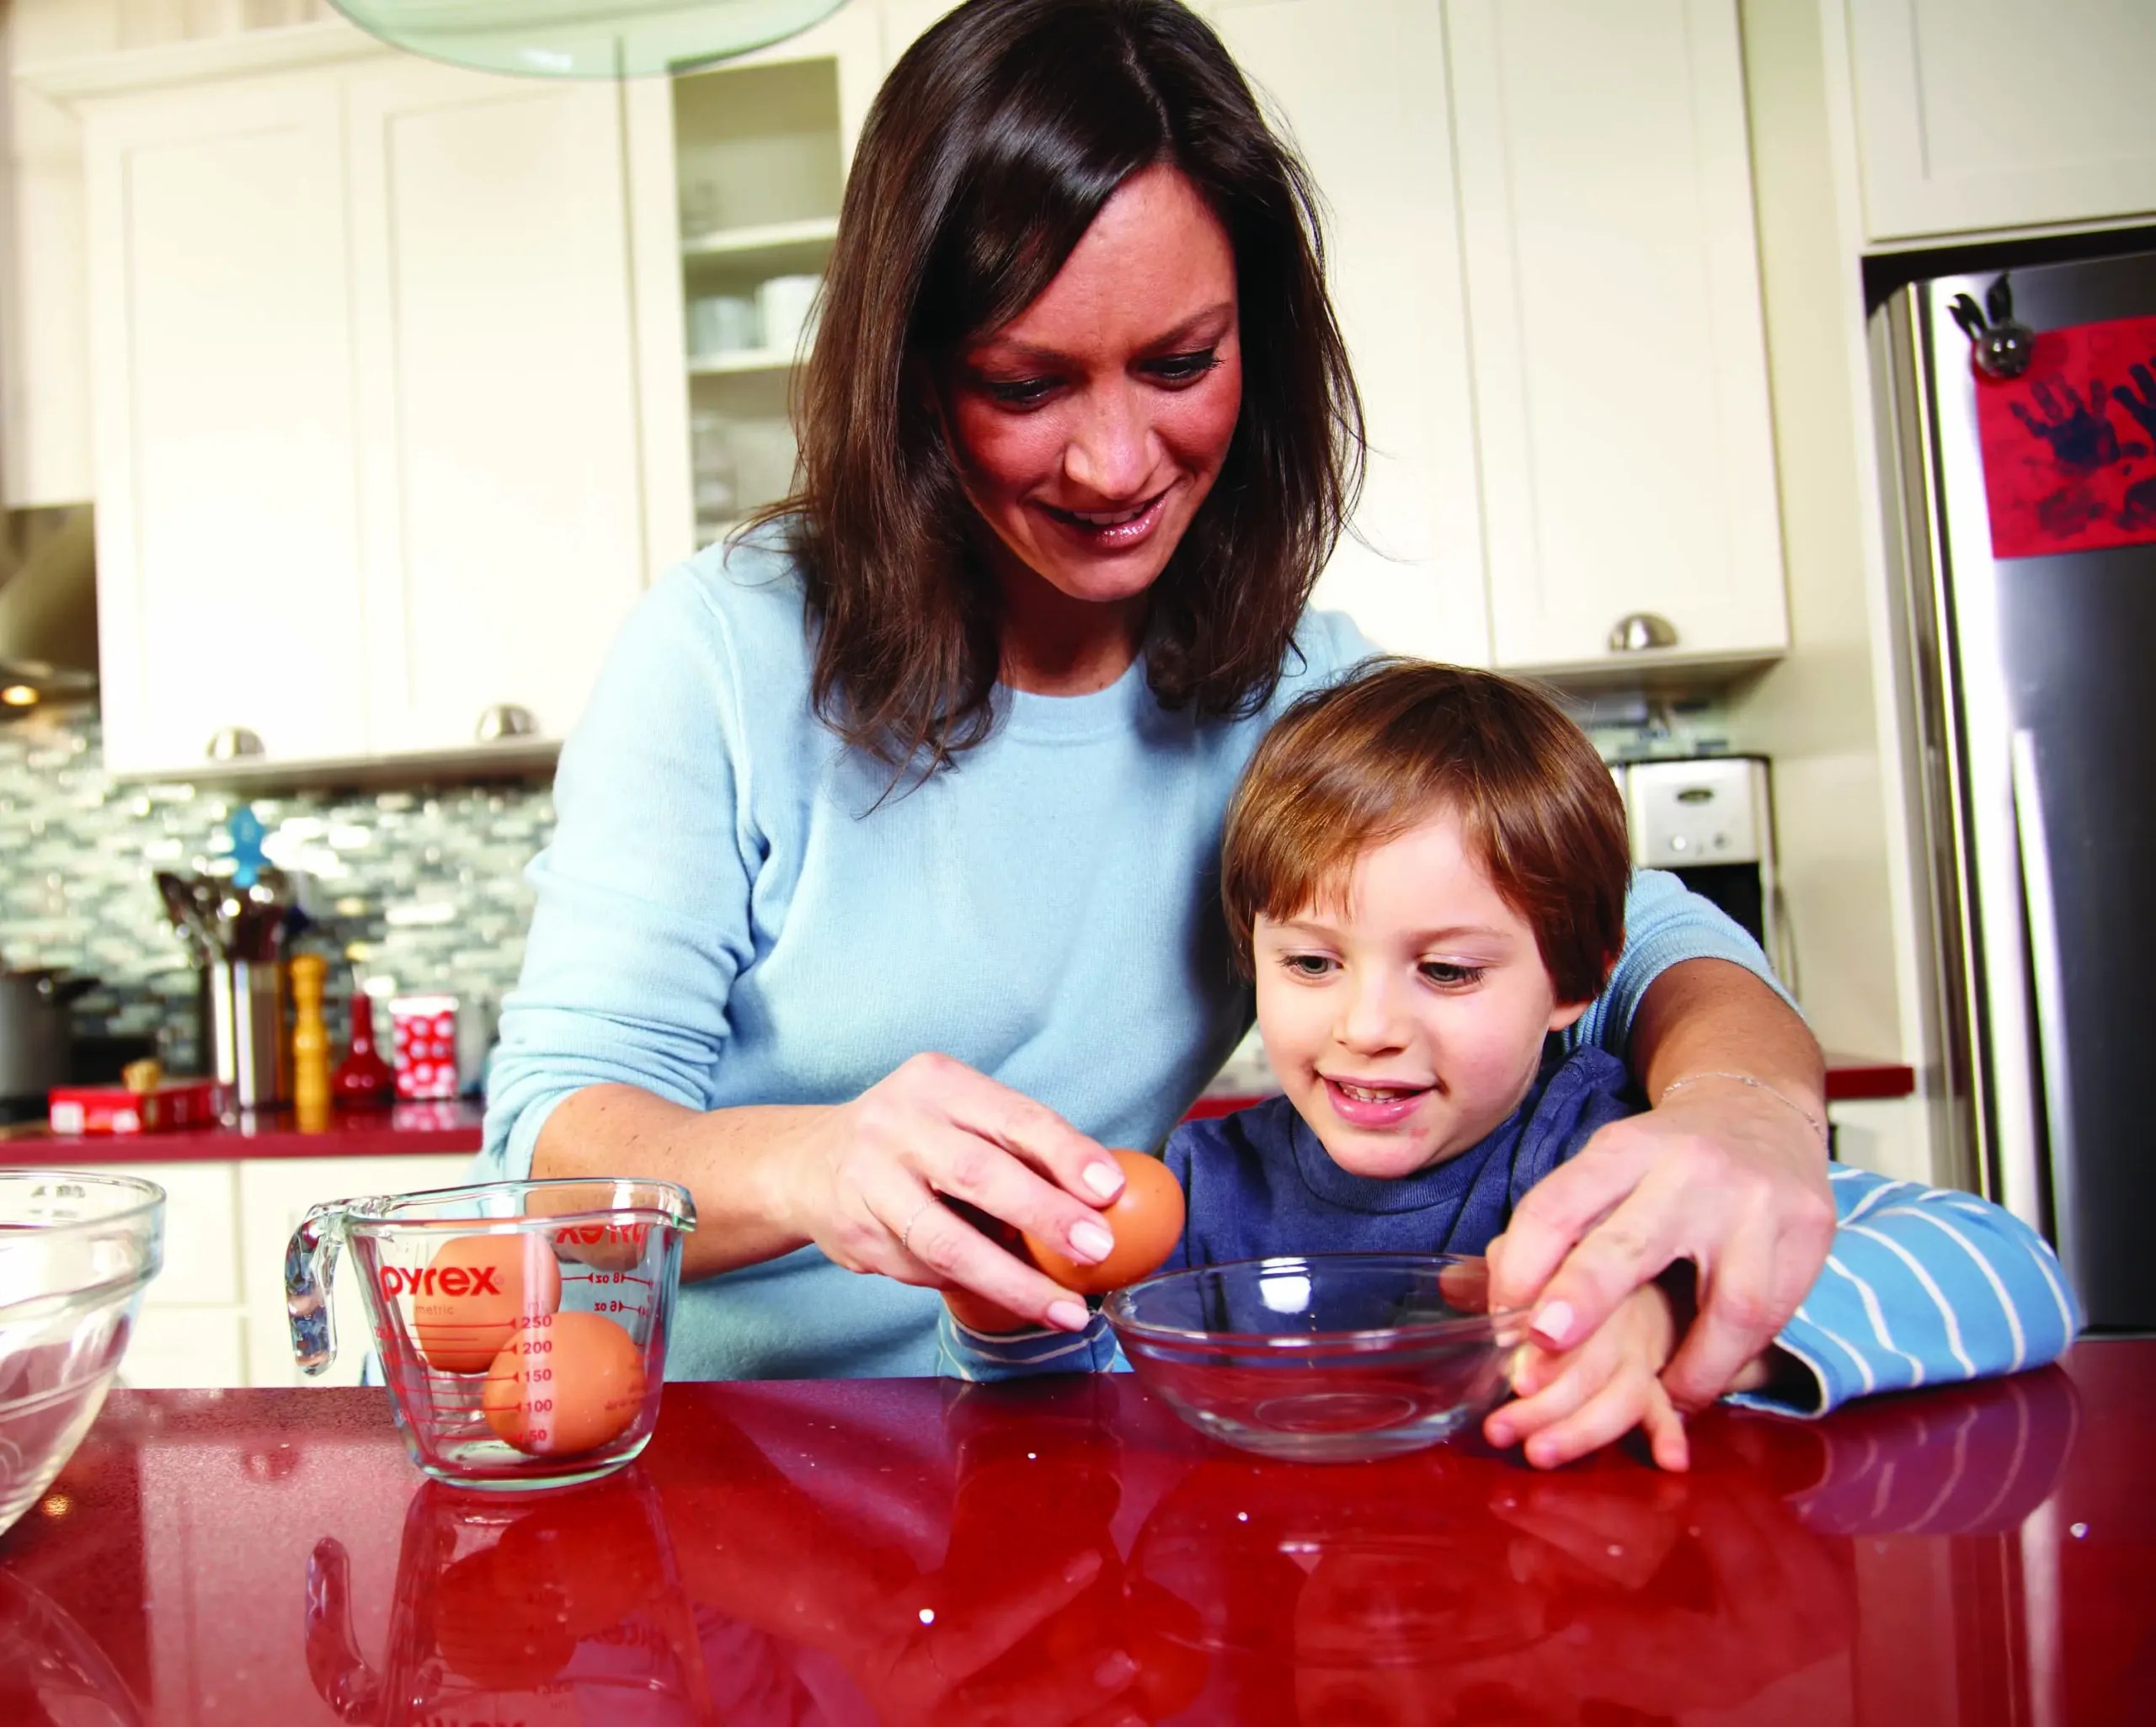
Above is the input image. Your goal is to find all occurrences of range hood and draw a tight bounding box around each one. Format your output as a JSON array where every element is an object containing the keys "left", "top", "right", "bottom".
[{"left": 0, "top": 506, "right": 99, "bottom": 709}]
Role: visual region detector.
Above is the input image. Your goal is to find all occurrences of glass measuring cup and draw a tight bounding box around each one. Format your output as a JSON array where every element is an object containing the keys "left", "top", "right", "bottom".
[{"left": 286, "top": 1178, "right": 695, "bottom": 1490}]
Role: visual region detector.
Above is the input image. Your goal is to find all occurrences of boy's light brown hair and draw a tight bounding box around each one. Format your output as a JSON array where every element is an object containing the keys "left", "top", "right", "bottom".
[{"left": 1221, "top": 659, "right": 1630, "bottom": 1004}]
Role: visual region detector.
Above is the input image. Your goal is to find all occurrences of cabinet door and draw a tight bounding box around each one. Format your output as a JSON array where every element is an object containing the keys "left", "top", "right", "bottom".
[
  {"left": 1848, "top": 0, "right": 2156, "bottom": 241},
  {"left": 1206, "top": 0, "right": 1489, "bottom": 665},
  {"left": 1449, "top": 0, "right": 1786, "bottom": 674},
  {"left": 345, "top": 59, "right": 648, "bottom": 757},
  {"left": 82, "top": 74, "right": 371, "bottom": 776}
]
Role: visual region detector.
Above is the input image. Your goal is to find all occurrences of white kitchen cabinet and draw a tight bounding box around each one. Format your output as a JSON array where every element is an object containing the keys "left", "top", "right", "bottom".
[
  {"left": 76, "top": 1159, "right": 244, "bottom": 1389},
  {"left": 78, "top": 66, "right": 371, "bottom": 775},
  {"left": 1448, "top": 0, "right": 1785, "bottom": 678},
  {"left": 1209, "top": 0, "right": 1492, "bottom": 667},
  {"left": 46, "top": 22, "right": 650, "bottom": 779},
  {"left": 61, "top": 1150, "right": 474, "bottom": 1388},
  {"left": 344, "top": 56, "right": 646, "bottom": 756},
  {"left": 1842, "top": 0, "right": 2156, "bottom": 243},
  {"left": 122, "top": 1306, "right": 249, "bottom": 1390},
  {"left": 237, "top": 1152, "right": 477, "bottom": 1388}
]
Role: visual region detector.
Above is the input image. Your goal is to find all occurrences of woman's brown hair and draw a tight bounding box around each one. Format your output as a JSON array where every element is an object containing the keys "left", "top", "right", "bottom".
[
  {"left": 1220, "top": 661, "right": 1631, "bottom": 1005},
  {"left": 768, "top": 0, "right": 1364, "bottom": 775}
]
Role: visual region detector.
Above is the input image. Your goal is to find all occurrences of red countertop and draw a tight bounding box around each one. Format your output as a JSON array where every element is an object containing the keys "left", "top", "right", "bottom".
[
  {"left": 0, "top": 1101, "right": 485, "bottom": 1167},
  {"left": 0, "top": 1341, "right": 2145, "bottom": 1725},
  {"left": 3, "top": 1055, "right": 1918, "bottom": 1167}
]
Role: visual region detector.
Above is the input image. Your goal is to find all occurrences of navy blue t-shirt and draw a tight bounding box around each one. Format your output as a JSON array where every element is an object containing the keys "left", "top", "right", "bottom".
[{"left": 1161, "top": 1044, "right": 1637, "bottom": 1270}]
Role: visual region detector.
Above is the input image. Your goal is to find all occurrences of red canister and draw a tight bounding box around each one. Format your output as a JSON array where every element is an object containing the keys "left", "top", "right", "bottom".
[{"left": 389, "top": 995, "right": 460, "bottom": 1101}]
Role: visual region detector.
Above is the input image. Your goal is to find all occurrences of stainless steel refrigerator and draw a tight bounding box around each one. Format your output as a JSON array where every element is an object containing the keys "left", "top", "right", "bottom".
[{"left": 1876, "top": 249, "right": 2156, "bottom": 1332}]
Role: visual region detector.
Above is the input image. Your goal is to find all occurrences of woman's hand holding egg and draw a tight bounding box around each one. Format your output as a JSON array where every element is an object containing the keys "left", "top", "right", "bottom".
[
  {"left": 792, "top": 1053, "right": 1141, "bottom": 1332},
  {"left": 942, "top": 1149, "right": 1187, "bottom": 1332}
]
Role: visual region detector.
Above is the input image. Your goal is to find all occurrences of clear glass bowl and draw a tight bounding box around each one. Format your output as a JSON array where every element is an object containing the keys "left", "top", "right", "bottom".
[
  {"left": 0, "top": 1170, "right": 165, "bottom": 1539},
  {"left": 1103, "top": 1254, "right": 1525, "bottom": 1463}
]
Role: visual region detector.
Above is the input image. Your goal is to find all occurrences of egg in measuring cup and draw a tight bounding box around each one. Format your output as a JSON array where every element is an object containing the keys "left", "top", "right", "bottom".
[
  {"left": 482, "top": 1312, "right": 646, "bottom": 1458},
  {"left": 414, "top": 1233, "right": 565, "bottom": 1373}
]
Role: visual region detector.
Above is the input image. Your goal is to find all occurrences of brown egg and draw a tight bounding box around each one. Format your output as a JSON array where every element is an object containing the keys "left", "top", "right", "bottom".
[
  {"left": 413, "top": 1232, "right": 563, "bottom": 1373},
  {"left": 482, "top": 1311, "right": 647, "bottom": 1458},
  {"left": 1022, "top": 1149, "right": 1186, "bottom": 1296},
  {"left": 943, "top": 1286, "right": 1032, "bottom": 1335}
]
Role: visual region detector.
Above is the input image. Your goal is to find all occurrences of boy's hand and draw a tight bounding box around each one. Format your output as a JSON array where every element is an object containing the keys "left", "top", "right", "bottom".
[{"left": 1485, "top": 1283, "right": 1689, "bottom": 1472}]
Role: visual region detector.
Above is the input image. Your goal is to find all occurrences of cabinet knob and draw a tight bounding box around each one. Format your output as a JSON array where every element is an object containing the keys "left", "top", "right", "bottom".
[
  {"left": 1608, "top": 612, "right": 1678, "bottom": 653},
  {"left": 475, "top": 703, "right": 536, "bottom": 743},
  {"left": 205, "top": 727, "right": 265, "bottom": 760}
]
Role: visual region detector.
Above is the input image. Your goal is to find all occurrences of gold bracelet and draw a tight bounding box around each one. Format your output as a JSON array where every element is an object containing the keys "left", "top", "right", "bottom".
[{"left": 1657, "top": 1070, "right": 1829, "bottom": 1146}]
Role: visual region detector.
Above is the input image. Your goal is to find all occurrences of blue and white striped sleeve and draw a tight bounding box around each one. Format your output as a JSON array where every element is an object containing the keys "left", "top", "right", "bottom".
[
  {"left": 1729, "top": 1163, "right": 2083, "bottom": 1417},
  {"left": 934, "top": 1305, "right": 1124, "bottom": 1382}
]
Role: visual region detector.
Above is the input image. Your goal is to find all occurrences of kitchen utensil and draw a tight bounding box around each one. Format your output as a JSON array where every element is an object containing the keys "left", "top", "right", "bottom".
[
  {"left": 153, "top": 871, "right": 212, "bottom": 959},
  {"left": 0, "top": 967, "right": 96, "bottom": 1105},
  {"left": 0, "top": 1170, "right": 165, "bottom": 1539},
  {"left": 205, "top": 957, "right": 286, "bottom": 1109},
  {"left": 285, "top": 1178, "right": 694, "bottom": 1488},
  {"left": 1102, "top": 1254, "right": 1525, "bottom": 1463}
]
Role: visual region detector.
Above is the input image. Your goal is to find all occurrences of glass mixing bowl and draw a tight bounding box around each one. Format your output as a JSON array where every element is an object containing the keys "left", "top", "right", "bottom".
[
  {"left": 0, "top": 1170, "right": 165, "bottom": 1539},
  {"left": 1103, "top": 1254, "right": 1525, "bottom": 1463}
]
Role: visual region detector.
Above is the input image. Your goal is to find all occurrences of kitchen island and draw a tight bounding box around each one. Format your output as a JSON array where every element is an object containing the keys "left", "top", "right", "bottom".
[{"left": 0, "top": 1341, "right": 2145, "bottom": 1725}]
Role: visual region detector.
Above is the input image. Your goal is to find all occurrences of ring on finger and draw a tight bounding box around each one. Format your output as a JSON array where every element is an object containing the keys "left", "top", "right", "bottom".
[{"left": 899, "top": 1194, "right": 943, "bottom": 1259}]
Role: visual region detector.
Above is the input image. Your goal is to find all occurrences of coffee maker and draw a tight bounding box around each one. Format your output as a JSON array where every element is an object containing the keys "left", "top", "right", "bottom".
[{"left": 1618, "top": 758, "right": 1780, "bottom": 967}]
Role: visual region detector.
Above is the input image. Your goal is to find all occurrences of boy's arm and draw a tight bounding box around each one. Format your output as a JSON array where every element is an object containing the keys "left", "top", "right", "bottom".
[
  {"left": 934, "top": 1303, "right": 1123, "bottom": 1381},
  {"left": 1729, "top": 1164, "right": 2084, "bottom": 1417}
]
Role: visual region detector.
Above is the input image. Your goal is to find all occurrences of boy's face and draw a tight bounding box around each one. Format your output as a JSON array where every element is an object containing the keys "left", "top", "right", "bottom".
[{"left": 1252, "top": 809, "right": 1589, "bottom": 1180}]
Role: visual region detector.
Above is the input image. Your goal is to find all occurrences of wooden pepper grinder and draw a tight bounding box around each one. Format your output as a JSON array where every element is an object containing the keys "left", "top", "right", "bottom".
[
  {"left": 334, "top": 983, "right": 396, "bottom": 1111},
  {"left": 289, "top": 953, "right": 331, "bottom": 1128}
]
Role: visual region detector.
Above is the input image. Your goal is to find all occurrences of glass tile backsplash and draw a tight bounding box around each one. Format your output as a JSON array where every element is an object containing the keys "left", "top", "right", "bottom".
[{"left": 0, "top": 706, "right": 552, "bottom": 1078}]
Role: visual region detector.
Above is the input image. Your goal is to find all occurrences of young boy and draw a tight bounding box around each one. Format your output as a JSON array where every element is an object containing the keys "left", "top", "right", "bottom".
[{"left": 939, "top": 661, "right": 2079, "bottom": 1468}]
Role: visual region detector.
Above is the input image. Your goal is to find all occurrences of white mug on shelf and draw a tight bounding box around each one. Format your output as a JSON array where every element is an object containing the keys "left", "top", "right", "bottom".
[
  {"left": 687, "top": 295, "right": 761, "bottom": 358},
  {"left": 757, "top": 275, "right": 823, "bottom": 361}
]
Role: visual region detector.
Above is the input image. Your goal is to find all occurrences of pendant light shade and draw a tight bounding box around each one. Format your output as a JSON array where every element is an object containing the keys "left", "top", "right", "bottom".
[{"left": 331, "top": 0, "right": 850, "bottom": 78}]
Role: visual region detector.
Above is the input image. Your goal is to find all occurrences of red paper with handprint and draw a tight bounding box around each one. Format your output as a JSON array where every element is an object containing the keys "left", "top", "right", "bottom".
[{"left": 1977, "top": 314, "right": 2156, "bottom": 557}]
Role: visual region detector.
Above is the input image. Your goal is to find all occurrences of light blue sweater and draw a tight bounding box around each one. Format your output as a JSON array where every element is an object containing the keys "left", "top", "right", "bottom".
[{"left": 482, "top": 530, "right": 1790, "bottom": 1380}]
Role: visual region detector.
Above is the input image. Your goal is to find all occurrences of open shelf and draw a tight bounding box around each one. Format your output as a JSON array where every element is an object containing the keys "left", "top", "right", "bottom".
[
  {"left": 687, "top": 346, "right": 801, "bottom": 376},
  {"left": 686, "top": 213, "right": 836, "bottom": 256},
  {"left": 673, "top": 54, "right": 839, "bottom": 541}
]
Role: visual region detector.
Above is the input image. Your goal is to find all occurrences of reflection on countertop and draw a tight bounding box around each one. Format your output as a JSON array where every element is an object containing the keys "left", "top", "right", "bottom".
[{"left": 1, "top": 1343, "right": 2147, "bottom": 1726}]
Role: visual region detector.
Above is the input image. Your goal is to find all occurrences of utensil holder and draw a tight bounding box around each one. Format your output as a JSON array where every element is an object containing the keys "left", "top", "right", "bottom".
[{"left": 206, "top": 958, "right": 287, "bottom": 1109}]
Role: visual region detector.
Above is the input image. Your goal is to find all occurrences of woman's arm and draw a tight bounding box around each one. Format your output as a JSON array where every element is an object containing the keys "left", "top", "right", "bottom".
[
  {"left": 1491, "top": 957, "right": 1838, "bottom": 1411},
  {"left": 535, "top": 1061, "right": 1125, "bottom": 1328},
  {"left": 488, "top": 560, "right": 1123, "bottom": 1330}
]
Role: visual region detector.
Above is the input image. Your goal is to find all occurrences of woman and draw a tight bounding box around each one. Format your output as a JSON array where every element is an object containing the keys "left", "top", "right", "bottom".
[{"left": 484, "top": 0, "right": 1833, "bottom": 1403}]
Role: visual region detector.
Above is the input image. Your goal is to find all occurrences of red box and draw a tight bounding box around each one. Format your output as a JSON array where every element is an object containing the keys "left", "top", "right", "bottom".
[
  {"left": 390, "top": 994, "right": 461, "bottom": 1101},
  {"left": 48, "top": 1080, "right": 221, "bottom": 1136}
]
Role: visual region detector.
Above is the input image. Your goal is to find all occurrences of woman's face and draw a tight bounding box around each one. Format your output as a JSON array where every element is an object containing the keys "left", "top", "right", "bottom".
[{"left": 941, "top": 164, "right": 1244, "bottom": 616}]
